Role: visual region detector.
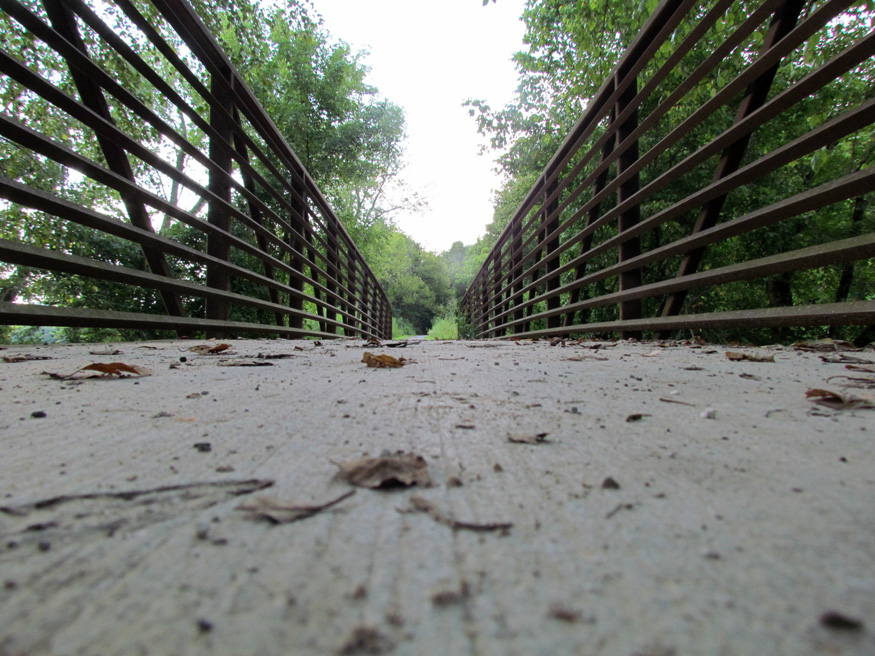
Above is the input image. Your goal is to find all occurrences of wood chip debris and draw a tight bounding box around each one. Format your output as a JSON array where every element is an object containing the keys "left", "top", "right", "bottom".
[
  {"left": 805, "top": 388, "right": 875, "bottom": 410},
  {"left": 507, "top": 432, "right": 550, "bottom": 444},
  {"left": 236, "top": 490, "right": 355, "bottom": 524},
  {"left": 333, "top": 452, "right": 432, "bottom": 488},
  {"left": 659, "top": 397, "right": 696, "bottom": 406},
  {"left": 401, "top": 495, "right": 512, "bottom": 533},
  {"left": 362, "top": 351, "right": 406, "bottom": 368},
  {"left": 725, "top": 351, "right": 774, "bottom": 362}
]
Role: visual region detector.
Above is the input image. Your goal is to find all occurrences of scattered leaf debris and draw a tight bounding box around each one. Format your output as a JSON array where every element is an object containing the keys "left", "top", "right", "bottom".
[
  {"left": 218, "top": 360, "right": 274, "bottom": 367},
  {"left": 659, "top": 397, "right": 696, "bottom": 406},
  {"left": 0, "top": 479, "right": 274, "bottom": 517},
  {"left": 193, "top": 442, "right": 212, "bottom": 453},
  {"left": 601, "top": 477, "right": 621, "bottom": 490},
  {"left": 3, "top": 354, "right": 53, "bottom": 362},
  {"left": 626, "top": 413, "right": 651, "bottom": 422},
  {"left": 43, "top": 362, "right": 151, "bottom": 379},
  {"left": 819, "top": 610, "right": 864, "bottom": 631},
  {"left": 725, "top": 351, "right": 774, "bottom": 363},
  {"left": 820, "top": 353, "right": 873, "bottom": 365},
  {"left": 507, "top": 432, "right": 550, "bottom": 444},
  {"left": 188, "top": 343, "right": 233, "bottom": 355},
  {"left": 794, "top": 339, "right": 860, "bottom": 352},
  {"left": 606, "top": 502, "right": 635, "bottom": 519},
  {"left": 89, "top": 348, "right": 123, "bottom": 356},
  {"left": 401, "top": 495, "right": 512, "bottom": 533},
  {"left": 237, "top": 490, "right": 355, "bottom": 524},
  {"left": 332, "top": 452, "right": 432, "bottom": 488},
  {"left": 548, "top": 604, "right": 591, "bottom": 623},
  {"left": 362, "top": 351, "right": 406, "bottom": 368},
  {"left": 805, "top": 388, "right": 875, "bottom": 410},
  {"left": 338, "top": 626, "right": 393, "bottom": 655},
  {"left": 254, "top": 353, "right": 296, "bottom": 360}
]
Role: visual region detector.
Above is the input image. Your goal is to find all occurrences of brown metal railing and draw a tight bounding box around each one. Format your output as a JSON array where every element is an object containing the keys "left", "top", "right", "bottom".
[
  {"left": 461, "top": 0, "right": 874, "bottom": 340},
  {"left": 0, "top": 0, "right": 392, "bottom": 339}
]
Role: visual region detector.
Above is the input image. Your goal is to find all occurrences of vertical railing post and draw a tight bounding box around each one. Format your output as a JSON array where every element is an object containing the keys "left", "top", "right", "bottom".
[
  {"left": 205, "top": 67, "right": 234, "bottom": 337},
  {"left": 615, "top": 65, "right": 642, "bottom": 339},
  {"left": 511, "top": 219, "right": 524, "bottom": 333},
  {"left": 287, "top": 174, "right": 306, "bottom": 331},
  {"left": 544, "top": 175, "right": 561, "bottom": 330}
]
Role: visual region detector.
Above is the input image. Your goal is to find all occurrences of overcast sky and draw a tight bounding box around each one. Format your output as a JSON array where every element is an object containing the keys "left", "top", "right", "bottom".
[{"left": 315, "top": 0, "right": 527, "bottom": 253}]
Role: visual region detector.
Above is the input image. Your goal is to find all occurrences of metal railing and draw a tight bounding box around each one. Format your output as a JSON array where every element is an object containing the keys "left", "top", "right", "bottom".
[
  {"left": 0, "top": 0, "right": 392, "bottom": 339},
  {"left": 461, "top": 0, "right": 874, "bottom": 340}
]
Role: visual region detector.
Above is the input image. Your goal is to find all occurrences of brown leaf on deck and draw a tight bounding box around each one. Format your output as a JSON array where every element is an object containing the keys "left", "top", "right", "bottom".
[
  {"left": 188, "top": 343, "right": 233, "bottom": 355},
  {"left": 89, "top": 349, "right": 123, "bottom": 356},
  {"left": 333, "top": 452, "right": 432, "bottom": 488},
  {"left": 507, "top": 432, "right": 550, "bottom": 444},
  {"left": 820, "top": 354, "right": 873, "bottom": 365},
  {"left": 3, "top": 354, "right": 53, "bottom": 362},
  {"left": 362, "top": 351, "right": 406, "bottom": 368},
  {"left": 726, "top": 351, "right": 774, "bottom": 363},
  {"left": 80, "top": 362, "right": 151, "bottom": 377},
  {"left": 403, "top": 495, "right": 512, "bottom": 533},
  {"left": 805, "top": 388, "right": 875, "bottom": 410},
  {"left": 793, "top": 338, "right": 860, "bottom": 352},
  {"left": 846, "top": 364, "right": 875, "bottom": 374},
  {"left": 236, "top": 490, "right": 355, "bottom": 524}
]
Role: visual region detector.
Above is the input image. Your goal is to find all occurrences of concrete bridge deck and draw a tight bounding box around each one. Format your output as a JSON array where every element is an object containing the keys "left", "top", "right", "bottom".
[{"left": 1, "top": 337, "right": 873, "bottom": 655}]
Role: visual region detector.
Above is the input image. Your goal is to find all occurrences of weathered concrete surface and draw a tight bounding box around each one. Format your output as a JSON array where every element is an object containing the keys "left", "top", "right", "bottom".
[{"left": 0, "top": 337, "right": 873, "bottom": 656}]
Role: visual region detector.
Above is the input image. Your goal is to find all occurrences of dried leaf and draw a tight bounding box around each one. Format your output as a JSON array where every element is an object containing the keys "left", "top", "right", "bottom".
[
  {"left": 79, "top": 362, "right": 151, "bottom": 377},
  {"left": 825, "top": 375, "right": 875, "bottom": 389},
  {"left": 726, "top": 351, "right": 774, "bottom": 363},
  {"left": 362, "top": 351, "right": 406, "bottom": 368},
  {"left": 3, "top": 354, "right": 53, "bottom": 362},
  {"left": 625, "top": 413, "right": 651, "bottom": 422},
  {"left": 254, "top": 353, "right": 296, "bottom": 359},
  {"left": 218, "top": 360, "right": 274, "bottom": 367},
  {"left": 89, "top": 348, "right": 123, "bottom": 356},
  {"left": 237, "top": 490, "right": 355, "bottom": 524},
  {"left": 508, "top": 432, "right": 550, "bottom": 444},
  {"left": 820, "top": 354, "right": 873, "bottom": 365},
  {"left": 333, "top": 452, "right": 431, "bottom": 488},
  {"left": 846, "top": 364, "right": 875, "bottom": 374},
  {"left": 793, "top": 339, "right": 860, "bottom": 352},
  {"left": 365, "top": 336, "right": 382, "bottom": 347},
  {"left": 562, "top": 355, "right": 609, "bottom": 361},
  {"left": 188, "top": 343, "right": 232, "bottom": 355},
  {"left": 402, "top": 495, "right": 512, "bottom": 533},
  {"left": 805, "top": 388, "right": 875, "bottom": 410}
]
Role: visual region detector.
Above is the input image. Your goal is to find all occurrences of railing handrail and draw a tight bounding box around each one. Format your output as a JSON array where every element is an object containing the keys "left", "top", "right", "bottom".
[{"left": 461, "top": 0, "right": 875, "bottom": 341}]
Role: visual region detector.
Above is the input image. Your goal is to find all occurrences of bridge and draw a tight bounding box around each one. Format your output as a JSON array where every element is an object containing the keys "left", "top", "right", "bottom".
[{"left": 0, "top": 0, "right": 873, "bottom": 654}]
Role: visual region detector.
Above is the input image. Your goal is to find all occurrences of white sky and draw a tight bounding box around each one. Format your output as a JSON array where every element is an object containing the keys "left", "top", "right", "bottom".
[{"left": 315, "top": 0, "right": 527, "bottom": 253}]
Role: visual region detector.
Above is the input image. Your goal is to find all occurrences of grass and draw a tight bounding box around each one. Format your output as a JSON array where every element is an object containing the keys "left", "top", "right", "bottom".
[{"left": 427, "top": 316, "right": 458, "bottom": 340}]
